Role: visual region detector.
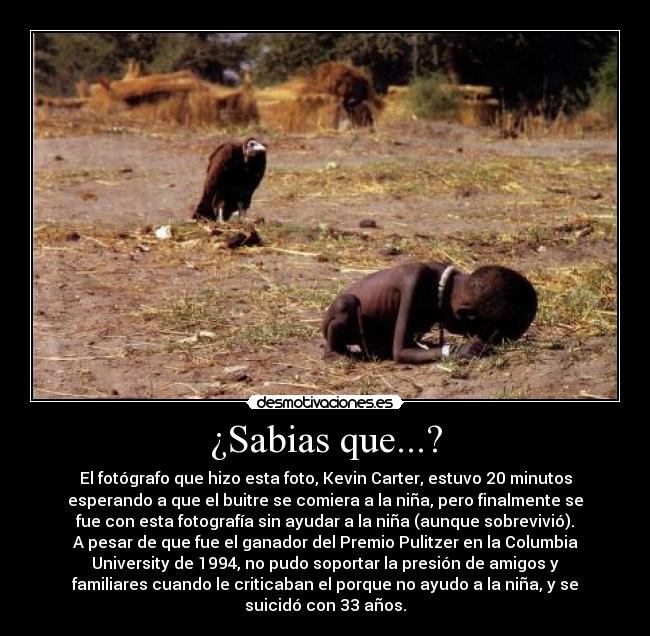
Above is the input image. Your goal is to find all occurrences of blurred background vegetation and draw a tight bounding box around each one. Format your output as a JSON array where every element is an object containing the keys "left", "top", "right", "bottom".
[{"left": 34, "top": 32, "right": 618, "bottom": 121}]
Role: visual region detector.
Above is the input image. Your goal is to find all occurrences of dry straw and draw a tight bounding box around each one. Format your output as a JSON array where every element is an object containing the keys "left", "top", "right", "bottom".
[
  {"left": 257, "top": 61, "right": 384, "bottom": 132},
  {"left": 80, "top": 67, "right": 259, "bottom": 127}
]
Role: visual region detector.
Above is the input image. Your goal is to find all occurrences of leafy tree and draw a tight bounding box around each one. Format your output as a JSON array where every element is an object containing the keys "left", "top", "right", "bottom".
[
  {"left": 334, "top": 33, "right": 414, "bottom": 92},
  {"left": 168, "top": 34, "right": 226, "bottom": 81},
  {"left": 241, "top": 33, "right": 343, "bottom": 85},
  {"left": 33, "top": 32, "right": 250, "bottom": 95},
  {"left": 435, "top": 32, "right": 617, "bottom": 114},
  {"left": 589, "top": 42, "right": 617, "bottom": 120},
  {"left": 34, "top": 33, "right": 123, "bottom": 95},
  {"left": 34, "top": 33, "right": 57, "bottom": 93},
  {"left": 33, "top": 31, "right": 618, "bottom": 114},
  {"left": 155, "top": 33, "right": 247, "bottom": 82}
]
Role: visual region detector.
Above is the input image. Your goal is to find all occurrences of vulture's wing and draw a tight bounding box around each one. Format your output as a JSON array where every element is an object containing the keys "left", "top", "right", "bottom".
[
  {"left": 206, "top": 143, "right": 230, "bottom": 172},
  {"left": 203, "top": 143, "right": 240, "bottom": 196}
]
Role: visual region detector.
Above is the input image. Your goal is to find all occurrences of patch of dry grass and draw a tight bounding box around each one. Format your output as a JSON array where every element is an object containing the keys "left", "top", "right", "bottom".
[
  {"left": 35, "top": 106, "right": 264, "bottom": 140},
  {"left": 33, "top": 131, "right": 616, "bottom": 399},
  {"left": 530, "top": 262, "right": 616, "bottom": 337},
  {"left": 263, "top": 155, "right": 615, "bottom": 202},
  {"left": 133, "top": 279, "right": 340, "bottom": 354},
  {"left": 447, "top": 215, "right": 616, "bottom": 253},
  {"left": 34, "top": 167, "right": 143, "bottom": 190}
]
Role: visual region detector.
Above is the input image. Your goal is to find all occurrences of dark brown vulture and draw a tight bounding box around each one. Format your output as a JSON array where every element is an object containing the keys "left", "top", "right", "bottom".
[{"left": 193, "top": 138, "right": 267, "bottom": 222}]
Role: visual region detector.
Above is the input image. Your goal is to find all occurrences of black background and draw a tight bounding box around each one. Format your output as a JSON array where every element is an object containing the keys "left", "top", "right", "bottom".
[
  {"left": 26, "top": 19, "right": 630, "bottom": 633},
  {"left": 32, "top": 410, "right": 625, "bottom": 631}
]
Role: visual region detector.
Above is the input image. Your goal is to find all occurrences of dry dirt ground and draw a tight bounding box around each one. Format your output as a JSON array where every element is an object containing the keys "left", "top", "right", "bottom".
[{"left": 33, "top": 111, "right": 617, "bottom": 399}]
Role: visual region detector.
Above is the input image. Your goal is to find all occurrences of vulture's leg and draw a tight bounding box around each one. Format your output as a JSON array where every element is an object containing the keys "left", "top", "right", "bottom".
[
  {"left": 212, "top": 195, "right": 224, "bottom": 222},
  {"left": 237, "top": 202, "right": 247, "bottom": 220}
]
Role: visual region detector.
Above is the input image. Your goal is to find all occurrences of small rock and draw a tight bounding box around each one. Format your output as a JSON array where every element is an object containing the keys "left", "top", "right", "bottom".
[
  {"left": 575, "top": 226, "right": 594, "bottom": 238},
  {"left": 536, "top": 245, "right": 547, "bottom": 253},
  {"left": 226, "top": 232, "right": 247, "bottom": 249},
  {"left": 379, "top": 245, "right": 401, "bottom": 257},
  {"left": 224, "top": 365, "right": 248, "bottom": 374},
  {"left": 177, "top": 334, "right": 198, "bottom": 345},
  {"left": 325, "top": 161, "right": 339, "bottom": 170},
  {"left": 111, "top": 389, "right": 119, "bottom": 396},
  {"left": 154, "top": 225, "right": 172, "bottom": 240},
  {"left": 180, "top": 239, "right": 200, "bottom": 249},
  {"left": 79, "top": 192, "right": 98, "bottom": 201},
  {"left": 458, "top": 185, "right": 479, "bottom": 198},
  {"left": 54, "top": 155, "right": 64, "bottom": 161},
  {"left": 244, "top": 230, "right": 262, "bottom": 247},
  {"left": 456, "top": 147, "right": 463, "bottom": 153},
  {"left": 142, "top": 225, "right": 153, "bottom": 234},
  {"left": 590, "top": 191, "right": 603, "bottom": 200},
  {"left": 66, "top": 231, "right": 81, "bottom": 241},
  {"left": 226, "top": 231, "right": 262, "bottom": 249},
  {"left": 359, "top": 219, "right": 377, "bottom": 229},
  {"left": 136, "top": 244, "right": 150, "bottom": 253},
  {"left": 233, "top": 373, "right": 249, "bottom": 382},
  {"left": 120, "top": 167, "right": 133, "bottom": 173}
]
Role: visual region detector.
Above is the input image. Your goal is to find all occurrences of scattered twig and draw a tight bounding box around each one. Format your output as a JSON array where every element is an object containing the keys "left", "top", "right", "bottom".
[
  {"left": 578, "top": 390, "right": 612, "bottom": 400},
  {"left": 36, "top": 354, "right": 122, "bottom": 361},
  {"left": 266, "top": 247, "right": 322, "bottom": 258},
  {"left": 240, "top": 263, "right": 278, "bottom": 289},
  {"left": 262, "top": 381, "right": 323, "bottom": 390},
  {"left": 35, "top": 388, "right": 108, "bottom": 398}
]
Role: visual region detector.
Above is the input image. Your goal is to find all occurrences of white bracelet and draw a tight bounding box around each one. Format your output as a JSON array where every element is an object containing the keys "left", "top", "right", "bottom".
[{"left": 441, "top": 344, "right": 451, "bottom": 358}]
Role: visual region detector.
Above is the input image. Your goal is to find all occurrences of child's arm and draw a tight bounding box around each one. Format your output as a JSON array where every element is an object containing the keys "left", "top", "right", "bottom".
[
  {"left": 393, "top": 341, "right": 486, "bottom": 364},
  {"left": 391, "top": 273, "right": 489, "bottom": 363},
  {"left": 392, "top": 275, "right": 443, "bottom": 363}
]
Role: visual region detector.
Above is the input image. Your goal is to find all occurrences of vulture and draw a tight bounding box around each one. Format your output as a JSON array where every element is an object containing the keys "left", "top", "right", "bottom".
[{"left": 193, "top": 138, "right": 267, "bottom": 221}]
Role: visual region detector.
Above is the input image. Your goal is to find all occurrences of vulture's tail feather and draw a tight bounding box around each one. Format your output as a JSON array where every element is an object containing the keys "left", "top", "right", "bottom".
[{"left": 193, "top": 194, "right": 215, "bottom": 220}]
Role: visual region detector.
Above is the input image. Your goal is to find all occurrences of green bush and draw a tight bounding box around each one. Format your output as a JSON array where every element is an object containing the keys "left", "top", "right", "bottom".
[
  {"left": 408, "top": 73, "right": 460, "bottom": 120},
  {"left": 590, "top": 43, "right": 617, "bottom": 122}
]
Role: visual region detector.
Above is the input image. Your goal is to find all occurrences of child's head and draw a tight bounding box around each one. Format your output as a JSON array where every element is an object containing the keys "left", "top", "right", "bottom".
[{"left": 452, "top": 266, "right": 537, "bottom": 344}]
